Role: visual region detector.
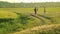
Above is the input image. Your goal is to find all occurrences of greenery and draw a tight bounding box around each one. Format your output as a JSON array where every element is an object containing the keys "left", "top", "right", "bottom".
[
  {"left": 0, "top": 1, "right": 60, "bottom": 34},
  {"left": 0, "top": 13, "right": 33, "bottom": 34},
  {"left": 0, "top": 1, "right": 60, "bottom": 8},
  {"left": 19, "top": 24, "right": 60, "bottom": 34}
]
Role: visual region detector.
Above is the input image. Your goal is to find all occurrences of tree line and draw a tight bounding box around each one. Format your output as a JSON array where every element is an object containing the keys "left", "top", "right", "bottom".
[{"left": 0, "top": 1, "right": 60, "bottom": 8}]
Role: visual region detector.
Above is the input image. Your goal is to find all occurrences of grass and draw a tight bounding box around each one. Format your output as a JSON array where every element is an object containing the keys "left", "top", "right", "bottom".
[
  {"left": 16, "top": 24, "right": 60, "bottom": 34},
  {"left": 0, "top": 11, "right": 17, "bottom": 18},
  {"left": 0, "top": 7, "right": 60, "bottom": 34},
  {"left": 0, "top": 7, "right": 60, "bottom": 13}
]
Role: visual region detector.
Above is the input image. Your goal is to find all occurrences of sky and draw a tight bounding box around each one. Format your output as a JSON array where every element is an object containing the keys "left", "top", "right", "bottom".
[{"left": 0, "top": 0, "right": 60, "bottom": 3}]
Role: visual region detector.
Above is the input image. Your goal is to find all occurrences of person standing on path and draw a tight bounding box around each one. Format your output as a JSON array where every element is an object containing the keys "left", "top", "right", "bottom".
[
  {"left": 44, "top": 7, "right": 46, "bottom": 15},
  {"left": 34, "top": 7, "right": 38, "bottom": 14}
]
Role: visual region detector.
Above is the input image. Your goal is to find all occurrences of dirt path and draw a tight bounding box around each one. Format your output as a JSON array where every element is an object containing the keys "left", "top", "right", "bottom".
[
  {"left": 37, "top": 14, "right": 56, "bottom": 23},
  {"left": 30, "top": 14, "right": 45, "bottom": 25},
  {"left": 13, "top": 24, "right": 60, "bottom": 34}
]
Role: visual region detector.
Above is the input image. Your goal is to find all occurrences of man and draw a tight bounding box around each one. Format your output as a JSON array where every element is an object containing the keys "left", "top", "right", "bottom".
[
  {"left": 44, "top": 7, "right": 46, "bottom": 14},
  {"left": 34, "top": 7, "right": 38, "bottom": 14}
]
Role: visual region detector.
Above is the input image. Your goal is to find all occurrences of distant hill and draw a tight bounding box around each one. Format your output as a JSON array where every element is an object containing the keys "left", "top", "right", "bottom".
[{"left": 0, "top": 1, "right": 60, "bottom": 8}]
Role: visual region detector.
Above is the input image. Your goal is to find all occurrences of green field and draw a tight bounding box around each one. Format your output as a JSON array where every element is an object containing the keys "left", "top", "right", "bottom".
[
  {"left": 0, "top": 7, "right": 60, "bottom": 13},
  {"left": 0, "top": 7, "right": 60, "bottom": 34}
]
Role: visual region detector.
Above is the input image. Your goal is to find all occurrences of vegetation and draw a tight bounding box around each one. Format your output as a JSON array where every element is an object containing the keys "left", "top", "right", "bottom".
[
  {"left": 0, "top": 2, "right": 60, "bottom": 8},
  {"left": 18, "top": 24, "right": 60, "bottom": 34},
  {"left": 0, "top": 1, "right": 60, "bottom": 34}
]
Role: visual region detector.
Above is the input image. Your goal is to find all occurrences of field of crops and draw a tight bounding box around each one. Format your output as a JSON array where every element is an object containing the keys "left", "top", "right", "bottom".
[
  {"left": 0, "top": 7, "right": 60, "bottom": 14},
  {"left": 0, "top": 7, "right": 60, "bottom": 34}
]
